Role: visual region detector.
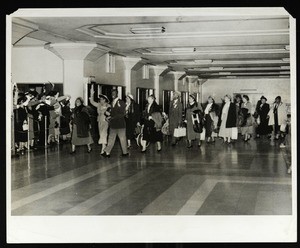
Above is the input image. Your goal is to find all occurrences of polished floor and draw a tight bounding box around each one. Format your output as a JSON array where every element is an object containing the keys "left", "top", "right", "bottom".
[{"left": 10, "top": 136, "right": 292, "bottom": 215}]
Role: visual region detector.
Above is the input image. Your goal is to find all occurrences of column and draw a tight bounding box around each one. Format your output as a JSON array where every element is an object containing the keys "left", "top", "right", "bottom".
[
  {"left": 171, "top": 72, "right": 185, "bottom": 92},
  {"left": 152, "top": 66, "right": 168, "bottom": 104},
  {"left": 45, "top": 43, "right": 97, "bottom": 107},
  {"left": 154, "top": 75, "right": 160, "bottom": 104}
]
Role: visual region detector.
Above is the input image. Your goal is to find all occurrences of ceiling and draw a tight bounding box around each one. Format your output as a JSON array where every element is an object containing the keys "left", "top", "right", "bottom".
[{"left": 12, "top": 14, "right": 291, "bottom": 79}]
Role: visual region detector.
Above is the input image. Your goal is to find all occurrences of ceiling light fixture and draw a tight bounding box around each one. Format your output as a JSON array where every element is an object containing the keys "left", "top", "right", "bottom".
[
  {"left": 282, "top": 58, "right": 290, "bottom": 62},
  {"left": 209, "top": 67, "right": 223, "bottom": 70},
  {"left": 194, "top": 59, "right": 213, "bottom": 64},
  {"left": 219, "top": 72, "right": 231, "bottom": 75},
  {"left": 130, "top": 27, "right": 165, "bottom": 34},
  {"left": 172, "top": 48, "right": 196, "bottom": 53}
]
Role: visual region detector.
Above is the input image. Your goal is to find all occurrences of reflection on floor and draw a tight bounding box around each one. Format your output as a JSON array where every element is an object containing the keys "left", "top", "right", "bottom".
[{"left": 10, "top": 136, "right": 292, "bottom": 215}]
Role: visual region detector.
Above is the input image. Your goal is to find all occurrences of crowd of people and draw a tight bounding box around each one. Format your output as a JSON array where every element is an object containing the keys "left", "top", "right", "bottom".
[{"left": 12, "top": 83, "right": 291, "bottom": 162}]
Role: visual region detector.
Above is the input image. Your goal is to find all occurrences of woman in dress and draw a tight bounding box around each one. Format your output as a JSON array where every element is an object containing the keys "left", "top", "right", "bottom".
[
  {"left": 125, "top": 93, "right": 140, "bottom": 148},
  {"left": 141, "top": 95, "right": 163, "bottom": 153},
  {"left": 234, "top": 94, "right": 243, "bottom": 133},
  {"left": 255, "top": 96, "right": 271, "bottom": 138},
  {"left": 168, "top": 91, "right": 183, "bottom": 146},
  {"left": 267, "top": 96, "right": 287, "bottom": 140},
  {"left": 240, "top": 95, "right": 253, "bottom": 142},
  {"left": 89, "top": 88, "right": 110, "bottom": 154},
  {"left": 70, "top": 97, "right": 93, "bottom": 154},
  {"left": 185, "top": 94, "right": 203, "bottom": 148},
  {"left": 217, "top": 94, "right": 237, "bottom": 144},
  {"left": 14, "top": 96, "right": 29, "bottom": 155},
  {"left": 203, "top": 96, "right": 219, "bottom": 143}
]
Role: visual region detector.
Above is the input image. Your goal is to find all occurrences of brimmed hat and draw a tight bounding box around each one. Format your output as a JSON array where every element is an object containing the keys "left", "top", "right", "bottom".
[
  {"left": 224, "top": 94, "right": 232, "bottom": 100},
  {"left": 173, "top": 91, "right": 181, "bottom": 98},
  {"left": 148, "top": 94, "right": 156, "bottom": 100},
  {"left": 260, "top": 95, "right": 267, "bottom": 101},
  {"left": 189, "top": 94, "right": 197, "bottom": 101},
  {"left": 208, "top": 95, "right": 215, "bottom": 101},
  {"left": 98, "top": 94, "right": 109, "bottom": 102},
  {"left": 126, "top": 93, "right": 134, "bottom": 101}
]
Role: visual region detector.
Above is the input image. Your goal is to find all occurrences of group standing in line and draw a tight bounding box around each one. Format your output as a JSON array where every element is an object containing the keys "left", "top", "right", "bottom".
[{"left": 12, "top": 83, "right": 291, "bottom": 157}]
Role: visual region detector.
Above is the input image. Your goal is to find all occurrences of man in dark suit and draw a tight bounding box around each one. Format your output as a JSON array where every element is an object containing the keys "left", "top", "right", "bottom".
[{"left": 101, "top": 89, "right": 128, "bottom": 158}]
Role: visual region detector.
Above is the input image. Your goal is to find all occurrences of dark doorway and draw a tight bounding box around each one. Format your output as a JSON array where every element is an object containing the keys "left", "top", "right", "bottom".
[
  {"left": 16, "top": 83, "right": 63, "bottom": 96},
  {"left": 163, "top": 90, "right": 174, "bottom": 115},
  {"left": 87, "top": 83, "right": 126, "bottom": 104}
]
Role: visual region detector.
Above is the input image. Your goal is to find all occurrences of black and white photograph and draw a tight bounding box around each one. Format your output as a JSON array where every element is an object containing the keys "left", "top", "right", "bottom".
[{"left": 6, "top": 7, "right": 297, "bottom": 243}]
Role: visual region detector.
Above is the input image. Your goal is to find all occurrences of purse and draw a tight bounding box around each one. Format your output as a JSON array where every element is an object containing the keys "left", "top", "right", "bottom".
[
  {"left": 174, "top": 127, "right": 186, "bottom": 137},
  {"left": 22, "top": 121, "right": 29, "bottom": 131}
]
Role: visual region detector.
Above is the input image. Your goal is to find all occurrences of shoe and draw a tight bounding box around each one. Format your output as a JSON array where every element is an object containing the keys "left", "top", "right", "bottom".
[
  {"left": 187, "top": 145, "right": 193, "bottom": 149},
  {"left": 70, "top": 150, "right": 76, "bottom": 154},
  {"left": 157, "top": 148, "right": 162, "bottom": 152},
  {"left": 101, "top": 152, "right": 110, "bottom": 158},
  {"left": 141, "top": 150, "right": 146, "bottom": 153},
  {"left": 121, "top": 153, "right": 129, "bottom": 157},
  {"left": 87, "top": 147, "right": 92, "bottom": 153},
  {"left": 127, "top": 145, "right": 132, "bottom": 149}
]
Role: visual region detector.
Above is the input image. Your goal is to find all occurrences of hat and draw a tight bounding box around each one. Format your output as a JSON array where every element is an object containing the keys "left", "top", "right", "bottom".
[
  {"left": 17, "top": 96, "right": 27, "bottom": 105},
  {"left": 47, "top": 90, "right": 58, "bottom": 97},
  {"left": 126, "top": 93, "right": 134, "bottom": 101},
  {"left": 260, "top": 95, "right": 267, "bottom": 101},
  {"left": 224, "top": 94, "right": 232, "bottom": 100},
  {"left": 148, "top": 94, "right": 156, "bottom": 100},
  {"left": 189, "top": 94, "right": 197, "bottom": 101},
  {"left": 173, "top": 91, "right": 181, "bottom": 98},
  {"left": 208, "top": 95, "right": 215, "bottom": 101},
  {"left": 98, "top": 94, "right": 109, "bottom": 102}
]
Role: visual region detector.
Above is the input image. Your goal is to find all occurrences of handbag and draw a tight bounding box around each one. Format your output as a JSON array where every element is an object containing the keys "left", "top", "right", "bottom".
[
  {"left": 200, "top": 128, "right": 206, "bottom": 140},
  {"left": 192, "top": 110, "right": 204, "bottom": 133},
  {"left": 174, "top": 127, "right": 186, "bottom": 137},
  {"left": 22, "top": 121, "right": 29, "bottom": 131},
  {"left": 231, "top": 127, "right": 238, "bottom": 140},
  {"left": 280, "top": 123, "right": 287, "bottom": 132},
  {"left": 256, "top": 116, "right": 261, "bottom": 125}
]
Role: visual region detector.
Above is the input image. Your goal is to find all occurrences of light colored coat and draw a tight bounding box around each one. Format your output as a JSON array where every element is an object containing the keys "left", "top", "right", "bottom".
[{"left": 268, "top": 102, "right": 287, "bottom": 126}]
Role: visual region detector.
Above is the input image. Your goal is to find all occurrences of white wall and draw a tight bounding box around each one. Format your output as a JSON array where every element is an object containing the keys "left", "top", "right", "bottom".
[
  {"left": 202, "top": 78, "right": 291, "bottom": 105},
  {"left": 12, "top": 47, "right": 63, "bottom": 83},
  {"left": 93, "top": 56, "right": 126, "bottom": 86},
  {"left": 131, "top": 68, "right": 155, "bottom": 100}
]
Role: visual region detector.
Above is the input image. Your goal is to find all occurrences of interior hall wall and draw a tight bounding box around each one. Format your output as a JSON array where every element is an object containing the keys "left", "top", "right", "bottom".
[
  {"left": 202, "top": 78, "right": 291, "bottom": 106},
  {"left": 178, "top": 78, "right": 190, "bottom": 92},
  {"left": 159, "top": 73, "right": 175, "bottom": 102},
  {"left": 131, "top": 68, "right": 155, "bottom": 100},
  {"left": 83, "top": 60, "right": 95, "bottom": 78},
  {"left": 93, "top": 56, "right": 126, "bottom": 87},
  {"left": 11, "top": 47, "right": 63, "bottom": 83}
]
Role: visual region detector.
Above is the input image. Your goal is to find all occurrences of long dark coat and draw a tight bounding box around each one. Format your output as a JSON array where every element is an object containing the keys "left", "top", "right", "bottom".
[
  {"left": 142, "top": 102, "right": 163, "bottom": 143},
  {"left": 218, "top": 102, "right": 237, "bottom": 128},
  {"left": 256, "top": 102, "right": 271, "bottom": 135},
  {"left": 125, "top": 102, "right": 140, "bottom": 140},
  {"left": 186, "top": 102, "right": 203, "bottom": 140},
  {"left": 203, "top": 102, "right": 219, "bottom": 137},
  {"left": 14, "top": 107, "right": 28, "bottom": 142},
  {"left": 73, "top": 105, "right": 91, "bottom": 138},
  {"left": 168, "top": 100, "right": 183, "bottom": 136}
]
